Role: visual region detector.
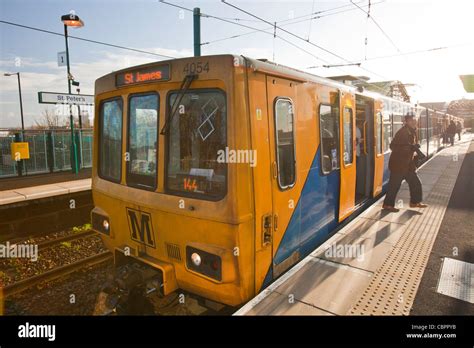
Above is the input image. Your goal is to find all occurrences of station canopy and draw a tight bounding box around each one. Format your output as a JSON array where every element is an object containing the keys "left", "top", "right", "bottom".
[{"left": 459, "top": 75, "right": 474, "bottom": 93}]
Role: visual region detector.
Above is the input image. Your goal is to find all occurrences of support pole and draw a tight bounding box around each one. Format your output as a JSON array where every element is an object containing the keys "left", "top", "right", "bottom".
[
  {"left": 193, "top": 7, "right": 201, "bottom": 57},
  {"left": 64, "top": 24, "right": 79, "bottom": 174},
  {"left": 16, "top": 73, "right": 25, "bottom": 137}
]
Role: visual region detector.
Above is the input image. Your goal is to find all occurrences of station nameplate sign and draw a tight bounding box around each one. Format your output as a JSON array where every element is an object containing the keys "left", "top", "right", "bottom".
[{"left": 38, "top": 92, "right": 94, "bottom": 105}]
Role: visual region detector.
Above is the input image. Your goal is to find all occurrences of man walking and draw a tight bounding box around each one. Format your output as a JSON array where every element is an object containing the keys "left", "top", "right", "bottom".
[
  {"left": 382, "top": 114, "right": 428, "bottom": 212},
  {"left": 447, "top": 120, "right": 457, "bottom": 146}
]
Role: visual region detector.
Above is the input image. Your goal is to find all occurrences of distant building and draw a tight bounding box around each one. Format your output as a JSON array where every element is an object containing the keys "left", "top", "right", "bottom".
[
  {"left": 326, "top": 75, "right": 411, "bottom": 102},
  {"left": 447, "top": 99, "right": 474, "bottom": 128},
  {"left": 419, "top": 102, "right": 449, "bottom": 113}
]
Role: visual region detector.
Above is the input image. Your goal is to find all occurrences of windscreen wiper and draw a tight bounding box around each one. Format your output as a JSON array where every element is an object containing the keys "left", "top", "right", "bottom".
[{"left": 160, "top": 74, "right": 197, "bottom": 135}]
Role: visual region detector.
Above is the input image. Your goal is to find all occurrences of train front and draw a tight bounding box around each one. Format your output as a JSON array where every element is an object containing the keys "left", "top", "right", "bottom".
[{"left": 91, "top": 55, "right": 254, "bottom": 310}]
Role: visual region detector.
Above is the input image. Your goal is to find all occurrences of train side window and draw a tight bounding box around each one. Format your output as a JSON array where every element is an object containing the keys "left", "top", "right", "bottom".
[
  {"left": 99, "top": 98, "right": 123, "bottom": 183},
  {"left": 382, "top": 102, "right": 392, "bottom": 153},
  {"left": 274, "top": 98, "right": 296, "bottom": 189},
  {"left": 126, "top": 93, "right": 159, "bottom": 190},
  {"left": 319, "top": 103, "right": 340, "bottom": 174},
  {"left": 376, "top": 112, "right": 383, "bottom": 154},
  {"left": 342, "top": 107, "right": 353, "bottom": 165}
]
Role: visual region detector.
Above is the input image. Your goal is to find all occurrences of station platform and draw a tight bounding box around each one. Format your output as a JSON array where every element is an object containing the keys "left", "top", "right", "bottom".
[
  {"left": 236, "top": 135, "right": 474, "bottom": 316},
  {"left": 0, "top": 178, "right": 91, "bottom": 206}
]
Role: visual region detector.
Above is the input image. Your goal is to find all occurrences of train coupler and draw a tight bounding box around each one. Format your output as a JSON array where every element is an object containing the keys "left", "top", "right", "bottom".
[{"left": 93, "top": 262, "right": 164, "bottom": 315}]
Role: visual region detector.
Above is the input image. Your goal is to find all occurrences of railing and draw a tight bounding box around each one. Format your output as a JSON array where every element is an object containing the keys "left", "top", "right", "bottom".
[{"left": 0, "top": 129, "right": 93, "bottom": 179}]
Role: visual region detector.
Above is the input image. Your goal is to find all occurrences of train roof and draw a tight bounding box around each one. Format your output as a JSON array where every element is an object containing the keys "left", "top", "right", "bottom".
[{"left": 96, "top": 54, "right": 460, "bottom": 118}]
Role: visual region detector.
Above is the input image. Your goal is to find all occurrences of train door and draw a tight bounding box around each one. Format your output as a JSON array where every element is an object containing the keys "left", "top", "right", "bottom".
[
  {"left": 247, "top": 73, "right": 274, "bottom": 292},
  {"left": 355, "top": 95, "right": 375, "bottom": 204},
  {"left": 338, "top": 91, "right": 356, "bottom": 221},
  {"left": 373, "top": 100, "right": 384, "bottom": 196},
  {"left": 265, "top": 76, "right": 298, "bottom": 279}
]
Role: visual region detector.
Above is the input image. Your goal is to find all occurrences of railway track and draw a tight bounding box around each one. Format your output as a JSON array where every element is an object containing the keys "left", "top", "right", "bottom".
[
  {"left": 1, "top": 229, "right": 112, "bottom": 299},
  {"left": 1, "top": 251, "right": 112, "bottom": 298},
  {"left": 6, "top": 228, "right": 95, "bottom": 248},
  {"left": 35, "top": 229, "right": 97, "bottom": 250}
]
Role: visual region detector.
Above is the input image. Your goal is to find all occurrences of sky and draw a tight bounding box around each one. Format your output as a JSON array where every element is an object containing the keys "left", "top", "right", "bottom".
[{"left": 0, "top": 0, "right": 473, "bottom": 128}]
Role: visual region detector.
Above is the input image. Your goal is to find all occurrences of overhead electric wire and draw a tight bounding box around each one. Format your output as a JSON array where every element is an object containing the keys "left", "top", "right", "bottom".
[
  {"left": 306, "top": 0, "right": 316, "bottom": 41},
  {"left": 158, "top": 2, "right": 388, "bottom": 93},
  {"left": 355, "top": 42, "right": 474, "bottom": 62},
  {"left": 221, "top": 0, "right": 390, "bottom": 81},
  {"left": 160, "top": 0, "right": 331, "bottom": 65},
  {"left": 202, "top": 0, "right": 384, "bottom": 46},
  {"left": 350, "top": 0, "right": 401, "bottom": 53},
  {"left": 222, "top": 0, "right": 353, "bottom": 63},
  {"left": 277, "top": 0, "right": 369, "bottom": 24},
  {"left": 363, "top": 0, "right": 371, "bottom": 60},
  {"left": 160, "top": 1, "right": 391, "bottom": 94},
  {"left": 159, "top": 0, "right": 389, "bottom": 91},
  {"left": 0, "top": 20, "right": 177, "bottom": 59},
  {"left": 158, "top": 0, "right": 260, "bottom": 22}
]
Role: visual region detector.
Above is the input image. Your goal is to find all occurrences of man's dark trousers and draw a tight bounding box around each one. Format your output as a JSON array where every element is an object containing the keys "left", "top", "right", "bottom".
[{"left": 383, "top": 170, "right": 422, "bottom": 206}]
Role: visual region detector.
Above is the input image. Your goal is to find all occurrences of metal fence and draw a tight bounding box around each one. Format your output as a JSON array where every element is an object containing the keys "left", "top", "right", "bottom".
[{"left": 0, "top": 129, "right": 93, "bottom": 178}]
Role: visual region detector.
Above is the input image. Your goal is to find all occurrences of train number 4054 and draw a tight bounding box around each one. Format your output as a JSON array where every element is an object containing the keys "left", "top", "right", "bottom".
[{"left": 183, "top": 61, "right": 209, "bottom": 75}]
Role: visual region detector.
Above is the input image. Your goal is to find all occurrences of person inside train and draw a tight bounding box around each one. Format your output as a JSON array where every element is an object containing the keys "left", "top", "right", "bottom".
[
  {"left": 382, "top": 114, "right": 428, "bottom": 212},
  {"left": 356, "top": 125, "right": 362, "bottom": 158}
]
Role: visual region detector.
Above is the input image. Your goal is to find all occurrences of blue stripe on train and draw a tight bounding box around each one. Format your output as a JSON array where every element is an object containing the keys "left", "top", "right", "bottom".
[
  {"left": 261, "top": 150, "right": 391, "bottom": 288},
  {"left": 262, "top": 147, "right": 340, "bottom": 287}
]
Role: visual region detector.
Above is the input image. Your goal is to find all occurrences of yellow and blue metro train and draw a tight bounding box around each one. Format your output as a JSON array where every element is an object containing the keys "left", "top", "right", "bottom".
[{"left": 91, "top": 54, "right": 463, "bottom": 308}]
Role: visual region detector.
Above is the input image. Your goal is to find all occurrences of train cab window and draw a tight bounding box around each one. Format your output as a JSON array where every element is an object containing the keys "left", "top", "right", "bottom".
[
  {"left": 166, "top": 90, "right": 227, "bottom": 200},
  {"left": 274, "top": 98, "right": 296, "bottom": 189},
  {"left": 342, "top": 107, "right": 353, "bottom": 165},
  {"left": 127, "top": 93, "right": 159, "bottom": 189},
  {"left": 99, "top": 98, "right": 123, "bottom": 182},
  {"left": 319, "top": 103, "right": 340, "bottom": 174}
]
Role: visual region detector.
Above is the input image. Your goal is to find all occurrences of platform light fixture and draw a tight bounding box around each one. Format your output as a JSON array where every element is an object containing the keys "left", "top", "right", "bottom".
[{"left": 60, "top": 13, "right": 84, "bottom": 174}]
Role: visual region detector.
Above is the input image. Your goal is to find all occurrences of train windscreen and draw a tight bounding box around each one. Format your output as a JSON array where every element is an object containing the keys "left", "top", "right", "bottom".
[{"left": 165, "top": 90, "right": 227, "bottom": 200}]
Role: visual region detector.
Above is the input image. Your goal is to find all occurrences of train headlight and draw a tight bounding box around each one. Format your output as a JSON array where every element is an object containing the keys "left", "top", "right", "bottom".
[
  {"left": 91, "top": 210, "right": 110, "bottom": 235},
  {"left": 191, "top": 252, "right": 201, "bottom": 266},
  {"left": 186, "top": 246, "right": 222, "bottom": 281}
]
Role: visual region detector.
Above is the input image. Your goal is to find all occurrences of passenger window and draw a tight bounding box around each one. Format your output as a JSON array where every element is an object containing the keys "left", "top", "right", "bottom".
[
  {"left": 274, "top": 98, "right": 296, "bottom": 189},
  {"left": 376, "top": 112, "right": 383, "bottom": 154},
  {"left": 320, "top": 103, "right": 340, "bottom": 174},
  {"left": 382, "top": 102, "right": 392, "bottom": 153},
  {"left": 342, "top": 107, "right": 353, "bottom": 165},
  {"left": 99, "top": 98, "right": 123, "bottom": 182},
  {"left": 127, "top": 93, "right": 159, "bottom": 189}
]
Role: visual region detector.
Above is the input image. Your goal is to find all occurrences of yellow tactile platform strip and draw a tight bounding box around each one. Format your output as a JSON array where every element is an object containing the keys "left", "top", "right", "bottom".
[{"left": 349, "top": 142, "right": 471, "bottom": 315}]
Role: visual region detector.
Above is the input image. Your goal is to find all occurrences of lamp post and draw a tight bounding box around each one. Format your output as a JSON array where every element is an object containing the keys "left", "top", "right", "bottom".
[
  {"left": 61, "top": 13, "right": 84, "bottom": 174},
  {"left": 4, "top": 72, "right": 25, "bottom": 136}
]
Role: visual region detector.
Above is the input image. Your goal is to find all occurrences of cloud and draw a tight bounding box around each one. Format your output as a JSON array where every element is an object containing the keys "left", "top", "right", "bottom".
[{"left": 0, "top": 47, "right": 192, "bottom": 128}]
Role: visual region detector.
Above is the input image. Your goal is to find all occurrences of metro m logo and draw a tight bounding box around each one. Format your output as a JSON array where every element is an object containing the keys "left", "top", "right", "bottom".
[{"left": 126, "top": 208, "right": 156, "bottom": 248}]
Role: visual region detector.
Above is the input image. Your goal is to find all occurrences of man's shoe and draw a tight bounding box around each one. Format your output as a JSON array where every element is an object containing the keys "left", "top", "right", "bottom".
[
  {"left": 382, "top": 205, "right": 400, "bottom": 212},
  {"left": 410, "top": 202, "right": 428, "bottom": 208}
]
